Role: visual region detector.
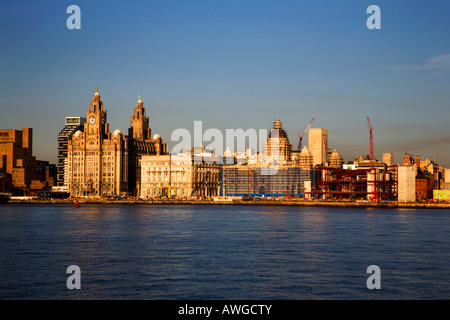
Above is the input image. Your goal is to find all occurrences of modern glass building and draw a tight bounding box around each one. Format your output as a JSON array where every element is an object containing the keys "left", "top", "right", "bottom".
[{"left": 57, "top": 117, "right": 86, "bottom": 186}]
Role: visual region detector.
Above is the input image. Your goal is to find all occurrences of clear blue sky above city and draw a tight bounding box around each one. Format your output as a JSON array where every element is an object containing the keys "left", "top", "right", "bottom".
[{"left": 1, "top": 0, "right": 449, "bottom": 166}]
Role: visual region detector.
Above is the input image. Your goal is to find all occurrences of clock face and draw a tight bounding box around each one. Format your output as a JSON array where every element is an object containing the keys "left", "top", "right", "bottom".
[{"left": 89, "top": 116, "right": 96, "bottom": 124}]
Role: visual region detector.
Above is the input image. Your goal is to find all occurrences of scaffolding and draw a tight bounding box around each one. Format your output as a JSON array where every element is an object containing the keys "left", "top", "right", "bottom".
[
  {"left": 308, "top": 165, "right": 398, "bottom": 201},
  {"left": 222, "top": 166, "right": 319, "bottom": 197}
]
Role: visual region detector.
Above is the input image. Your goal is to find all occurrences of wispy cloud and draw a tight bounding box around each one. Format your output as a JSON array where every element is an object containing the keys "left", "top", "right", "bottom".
[{"left": 395, "top": 54, "right": 450, "bottom": 71}]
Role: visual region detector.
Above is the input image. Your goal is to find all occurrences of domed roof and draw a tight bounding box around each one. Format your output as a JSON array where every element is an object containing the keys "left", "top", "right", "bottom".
[
  {"left": 113, "top": 129, "right": 122, "bottom": 135},
  {"left": 268, "top": 118, "right": 289, "bottom": 140},
  {"left": 330, "top": 149, "right": 342, "bottom": 159},
  {"left": 74, "top": 130, "right": 82, "bottom": 136},
  {"left": 153, "top": 133, "right": 160, "bottom": 139},
  {"left": 300, "top": 146, "right": 311, "bottom": 156}
]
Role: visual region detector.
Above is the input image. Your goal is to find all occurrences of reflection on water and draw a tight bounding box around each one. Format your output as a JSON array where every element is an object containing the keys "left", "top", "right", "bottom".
[{"left": 0, "top": 204, "right": 449, "bottom": 299}]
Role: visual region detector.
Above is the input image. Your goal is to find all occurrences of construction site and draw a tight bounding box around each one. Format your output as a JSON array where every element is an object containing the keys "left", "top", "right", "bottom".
[
  {"left": 307, "top": 164, "right": 398, "bottom": 201},
  {"left": 222, "top": 166, "right": 319, "bottom": 197},
  {"left": 220, "top": 116, "right": 444, "bottom": 203},
  {"left": 306, "top": 117, "right": 398, "bottom": 201}
]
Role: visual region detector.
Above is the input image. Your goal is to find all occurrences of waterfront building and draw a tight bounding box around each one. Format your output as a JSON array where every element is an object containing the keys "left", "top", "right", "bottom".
[
  {"left": 127, "top": 96, "right": 167, "bottom": 196},
  {"left": 398, "top": 154, "right": 416, "bottom": 202},
  {"left": 57, "top": 116, "right": 86, "bottom": 187},
  {"left": 67, "top": 90, "right": 129, "bottom": 197},
  {"left": 433, "top": 189, "right": 450, "bottom": 201},
  {"left": 0, "top": 128, "right": 55, "bottom": 191},
  {"left": 67, "top": 90, "right": 167, "bottom": 197},
  {"left": 30, "top": 162, "right": 57, "bottom": 191},
  {"left": 140, "top": 151, "right": 221, "bottom": 198},
  {"left": 0, "top": 171, "right": 12, "bottom": 193},
  {"left": 259, "top": 118, "right": 293, "bottom": 167},
  {"left": 415, "top": 172, "right": 433, "bottom": 201},
  {"left": 222, "top": 118, "right": 319, "bottom": 197},
  {"left": 222, "top": 166, "right": 318, "bottom": 197}
]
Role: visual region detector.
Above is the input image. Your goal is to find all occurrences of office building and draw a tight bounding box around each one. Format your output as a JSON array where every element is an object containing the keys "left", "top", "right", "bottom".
[
  {"left": 0, "top": 128, "right": 55, "bottom": 190},
  {"left": 57, "top": 116, "right": 86, "bottom": 187},
  {"left": 308, "top": 128, "right": 328, "bottom": 167},
  {"left": 140, "top": 151, "right": 221, "bottom": 198},
  {"left": 67, "top": 90, "right": 167, "bottom": 197}
]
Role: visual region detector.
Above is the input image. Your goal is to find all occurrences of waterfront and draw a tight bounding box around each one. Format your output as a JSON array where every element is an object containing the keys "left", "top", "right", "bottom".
[{"left": 0, "top": 204, "right": 449, "bottom": 299}]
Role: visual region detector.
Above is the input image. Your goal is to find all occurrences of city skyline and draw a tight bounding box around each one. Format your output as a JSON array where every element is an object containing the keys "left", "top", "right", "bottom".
[{"left": 1, "top": 1, "right": 449, "bottom": 166}]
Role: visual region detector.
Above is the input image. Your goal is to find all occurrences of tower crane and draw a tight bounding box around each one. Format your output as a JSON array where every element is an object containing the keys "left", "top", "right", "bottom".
[{"left": 297, "top": 118, "right": 315, "bottom": 151}]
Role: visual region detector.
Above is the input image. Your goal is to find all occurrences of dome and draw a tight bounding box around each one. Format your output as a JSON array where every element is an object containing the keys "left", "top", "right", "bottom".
[
  {"left": 74, "top": 130, "right": 82, "bottom": 136},
  {"left": 113, "top": 129, "right": 122, "bottom": 135},
  {"left": 153, "top": 133, "right": 160, "bottom": 139},
  {"left": 330, "top": 149, "right": 342, "bottom": 159},
  {"left": 329, "top": 149, "right": 343, "bottom": 168},
  {"left": 300, "top": 146, "right": 310, "bottom": 156},
  {"left": 268, "top": 118, "right": 289, "bottom": 139}
]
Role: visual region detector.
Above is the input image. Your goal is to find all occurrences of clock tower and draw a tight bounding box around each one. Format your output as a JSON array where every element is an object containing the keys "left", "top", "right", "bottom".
[
  {"left": 67, "top": 89, "right": 128, "bottom": 197},
  {"left": 67, "top": 89, "right": 167, "bottom": 197},
  {"left": 85, "top": 89, "right": 108, "bottom": 136}
]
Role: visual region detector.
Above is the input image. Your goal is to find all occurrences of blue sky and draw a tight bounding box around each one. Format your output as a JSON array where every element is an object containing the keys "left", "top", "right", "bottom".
[{"left": 1, "top": 0, "right": 449, "bottom": 166}]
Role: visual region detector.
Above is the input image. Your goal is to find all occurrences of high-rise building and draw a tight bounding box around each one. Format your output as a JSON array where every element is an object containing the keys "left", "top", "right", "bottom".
[
  {"left": 57, "top": 117, "right": 86, "bottom": 186},
  {"left": 308, "top": 128, "right": 328, "bottom": 167}
]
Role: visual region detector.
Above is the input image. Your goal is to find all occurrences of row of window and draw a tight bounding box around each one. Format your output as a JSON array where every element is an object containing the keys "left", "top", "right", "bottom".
[{"left": 145, "top": 183, "right": 186, "bottom": 187}]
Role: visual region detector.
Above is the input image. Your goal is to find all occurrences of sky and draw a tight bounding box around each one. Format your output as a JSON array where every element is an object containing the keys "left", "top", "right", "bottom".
[{"left": 0, "top": 0, "right": 449, "bottom": 166}]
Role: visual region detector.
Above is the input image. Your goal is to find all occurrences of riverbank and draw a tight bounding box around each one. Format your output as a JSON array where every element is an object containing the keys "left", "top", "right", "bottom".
[{"left": 2, "top": 198, "right": 450, "bottom": 209}]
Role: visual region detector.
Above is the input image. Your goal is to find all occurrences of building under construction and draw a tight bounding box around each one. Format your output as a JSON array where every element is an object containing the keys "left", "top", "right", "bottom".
[
  {"left": 222, "top": 166, "right": 319, "bottom": 197},
  {"left": 307, "top": 164, "right": 398, "bottom": 201},
  {"left": 305, "top": 117, "right": 399, "bottom": 202},
  {"left": 220, "top": 118, "right": 321, "bottom": 197},
  {"left": 220, "top": 117, "right": 402, "bottom": 201}
]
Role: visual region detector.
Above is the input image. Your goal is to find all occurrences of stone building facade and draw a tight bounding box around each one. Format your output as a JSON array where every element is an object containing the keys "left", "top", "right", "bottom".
[
  {"left": 67, "top": 91, "right": 129, "bottom": 197},
  {"left": 67, "top": 90, "right": 166, "bottom": 197},
  {"left": 222, "top": 118, "right": 319, "bottom": 197},
  {"left": 140, "top": 153, "right": 221, "bottom": 198},
  {"left": 127, "top": 97, "right": 167, "bottom": 196}
]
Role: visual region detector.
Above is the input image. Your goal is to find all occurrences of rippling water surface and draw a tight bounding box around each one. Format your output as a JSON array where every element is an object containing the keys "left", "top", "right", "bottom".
[{"left": 0, "top": 204, "right": 449, "bottom": 299}]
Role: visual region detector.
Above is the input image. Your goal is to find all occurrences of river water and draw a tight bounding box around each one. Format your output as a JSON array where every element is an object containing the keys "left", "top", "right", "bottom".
[{"left": 0, "top": 204, "right": 449, "bottom": 299}]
